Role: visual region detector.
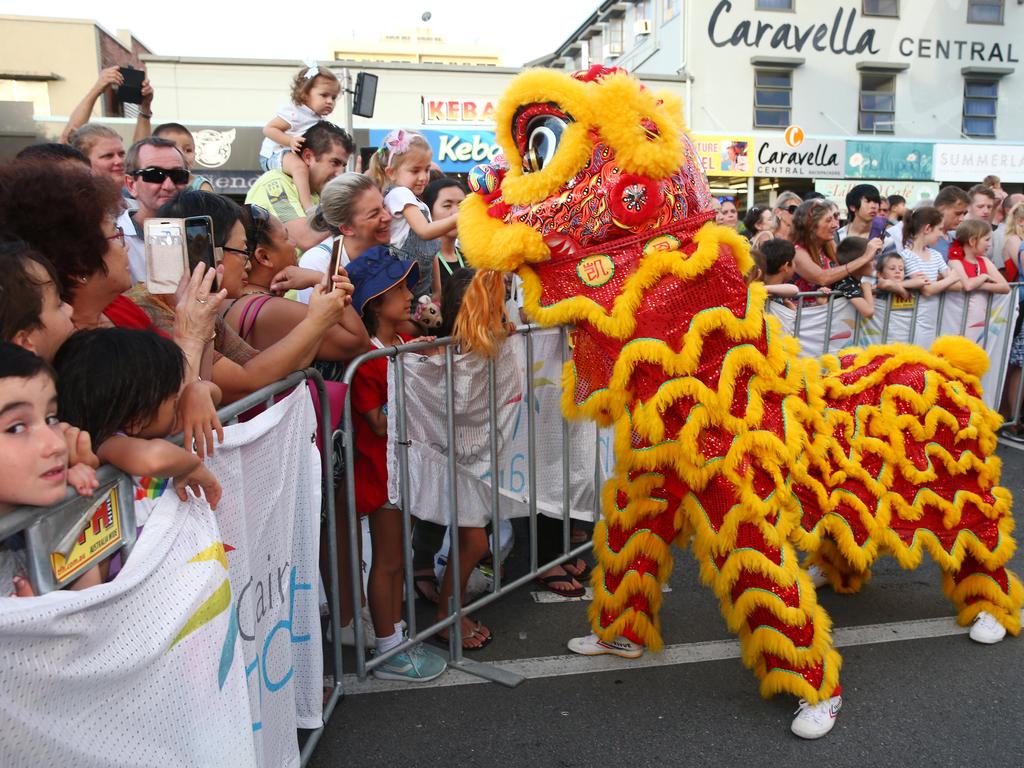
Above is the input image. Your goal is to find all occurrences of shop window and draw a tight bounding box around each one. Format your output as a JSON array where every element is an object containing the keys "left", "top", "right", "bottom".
[
  {"left": 756, "top": 0, "right": 794, "bottom": 10},
  {"left": 858, "top": 73, "right": 895, "bottom": 133},
  {"left": 962, "top": 80, "right": 998, "bottom": 138},
  {"left": 862, "top": 0, "right": 898, "bottom": 17},
  {"left": 753, "top": 69, "right": 791, "bottom": 128},
  {"left": 967, "top": 0, "right": 1003, "bottom": 23}
]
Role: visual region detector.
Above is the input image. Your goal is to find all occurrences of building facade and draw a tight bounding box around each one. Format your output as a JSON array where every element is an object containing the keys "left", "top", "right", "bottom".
[{"left": 533, "top": 0, "right": 1024, "bottom": 205}]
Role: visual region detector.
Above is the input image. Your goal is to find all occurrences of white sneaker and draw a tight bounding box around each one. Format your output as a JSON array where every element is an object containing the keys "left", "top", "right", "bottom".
[
  {"left": 567, "top": 633, "right": 644, "bottom": 659},
  {"left": 339, "top": 619, "right": 376, "bottom": 648},
  {"left": 807, "top": 565, "right": 829, "bottom": 589},
  {"left": 969, "top": 611, "right": 1006, "bottom": 644},
  {"left": 791, "top": 696, "right": 842, "bottom": 739}
]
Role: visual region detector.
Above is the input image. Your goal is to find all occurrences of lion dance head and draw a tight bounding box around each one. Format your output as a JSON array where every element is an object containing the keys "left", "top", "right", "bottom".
[{"left": 456, "top": 65, "right": 723, "bottom": 352}]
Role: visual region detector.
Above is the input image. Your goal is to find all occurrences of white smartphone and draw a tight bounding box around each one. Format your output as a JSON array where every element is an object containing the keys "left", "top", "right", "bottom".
[{"left": 144, "top": 218, "right": 188, "bottom": 295}]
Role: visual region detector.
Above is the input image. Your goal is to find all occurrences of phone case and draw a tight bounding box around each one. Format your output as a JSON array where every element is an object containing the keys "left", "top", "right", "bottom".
[{"left": 144, "top": 219, "right": 187, "bottom": 295}]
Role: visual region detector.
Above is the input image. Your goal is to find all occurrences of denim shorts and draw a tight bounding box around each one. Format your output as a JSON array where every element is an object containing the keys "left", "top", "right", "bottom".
[{"left": 259, "top": 146, "right": 286, "bottom": 172}]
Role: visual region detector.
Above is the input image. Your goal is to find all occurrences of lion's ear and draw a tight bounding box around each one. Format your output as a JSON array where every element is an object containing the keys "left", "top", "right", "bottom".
[{"left": 224, "top": 129, "right": 236, "bottom": 142}]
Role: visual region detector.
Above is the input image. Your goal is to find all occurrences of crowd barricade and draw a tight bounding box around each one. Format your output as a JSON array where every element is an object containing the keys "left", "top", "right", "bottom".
[
  {"left": 341, "top": 325, "right": 607, "bottom": 686},
  {"left": 0, "top": 369, "right": 341, "bottom": 768},
  {"left": 768, "top": 286, "right": 1022, "bottom": 411}
]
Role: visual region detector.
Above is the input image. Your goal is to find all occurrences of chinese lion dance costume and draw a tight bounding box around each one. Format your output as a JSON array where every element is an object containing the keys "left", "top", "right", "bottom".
[{"left": 453, "top": 66, "right": 1022, "bottom": 738}]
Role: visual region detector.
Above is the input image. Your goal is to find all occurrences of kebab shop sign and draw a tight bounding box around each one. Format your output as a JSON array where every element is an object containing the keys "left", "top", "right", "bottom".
[{"left": 422, "top": 97, "right": 498, "bottom": 125}]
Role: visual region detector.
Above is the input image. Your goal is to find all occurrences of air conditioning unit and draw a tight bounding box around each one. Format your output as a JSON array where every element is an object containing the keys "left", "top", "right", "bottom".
[
  {"left": 635, "top": 18, "right": 652, "bottom": 35},
  {"left": 604, "top": 42, "right": 623, "bottom": 58}
]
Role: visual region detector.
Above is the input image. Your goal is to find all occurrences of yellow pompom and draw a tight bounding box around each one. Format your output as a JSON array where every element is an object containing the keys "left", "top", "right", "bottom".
[{"left": 930, "top": 336, "right": 989, "bottom": 379}]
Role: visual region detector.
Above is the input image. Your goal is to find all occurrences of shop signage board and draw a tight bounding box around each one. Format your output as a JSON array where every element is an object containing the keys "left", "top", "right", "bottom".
[
  {"left": 421, "top": 97, "right": 498, "bottom": 125},
  {"left": 370, "top": 128, "right": 501, "bottom": 173},
  {"left": 692, "top": 134, "right": 753, "bottom": 177},
  {"left": 933, "top": 144, "right": 1024, "bottom": 183},
  {"left": 754, "top": 126, "right": 845, "bottom": 178},
  {"left": 814, "top": 179, "right": 940, "bottom": 207},
  {"left": 844, "top": 140, "right": 934, "bottom": 180}
]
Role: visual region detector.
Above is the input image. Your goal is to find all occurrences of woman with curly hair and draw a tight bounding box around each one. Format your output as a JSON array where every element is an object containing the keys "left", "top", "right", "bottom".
[{"left": 791, "top": 198, "right": 875, "bottom": 295}]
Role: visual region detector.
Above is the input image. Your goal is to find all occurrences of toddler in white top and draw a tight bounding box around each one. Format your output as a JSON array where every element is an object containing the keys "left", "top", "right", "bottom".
[{"left": 261, "top": 62, "right": 342, "bottom": 213}]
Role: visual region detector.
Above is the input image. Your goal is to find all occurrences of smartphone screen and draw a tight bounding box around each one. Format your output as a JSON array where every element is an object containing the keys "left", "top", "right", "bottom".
[
  {"left": 144, "top": 219, "right": 187, "bottom": 295},
  {"left": 868, "top": 215, "right": 887, "bottom": 242},
  {"left": 185, "top": 216, "right": 216, "bottom": 271}
]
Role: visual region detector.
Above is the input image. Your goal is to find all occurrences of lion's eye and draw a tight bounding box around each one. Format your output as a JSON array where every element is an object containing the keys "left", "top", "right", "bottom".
[{"left": 523, "top": 115, "right": 567, "bottom": 174}]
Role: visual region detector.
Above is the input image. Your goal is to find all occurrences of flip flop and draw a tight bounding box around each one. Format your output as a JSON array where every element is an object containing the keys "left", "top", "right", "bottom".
[
  {"left": 435, "top": 621, "right": 494, "bottom": 651},
  {"left": 534, "top": 572, "right": 586, "bottom": 598},
  {"left": 561, "top": 558, "right": 592, "bottom": 582},
  {"left": 413, "top": 573, "right": 440, "bottom": 604}
]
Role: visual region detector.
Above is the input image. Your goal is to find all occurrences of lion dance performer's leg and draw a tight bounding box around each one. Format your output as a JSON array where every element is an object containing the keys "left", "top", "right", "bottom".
[
  {"left": 589, "top": 469, "right": 686, "bottom": 649},
  {"left": 945, "top": 554, "right": 1024, "bottom": 637},
  {"left": 804, "top": 536, "right": 873, "bottom": 594},
  {"left": 686, "top": 473, "right": 842, "bottom": 704}
]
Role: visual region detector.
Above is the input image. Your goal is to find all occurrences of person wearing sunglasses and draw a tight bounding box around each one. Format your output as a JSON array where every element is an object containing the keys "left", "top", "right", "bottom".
[
  {"left": 771, "top": 191, "right": 803, "bottom": 242},
  {"left": 117, "top": 137, "right": 190, "bottom": 284}
]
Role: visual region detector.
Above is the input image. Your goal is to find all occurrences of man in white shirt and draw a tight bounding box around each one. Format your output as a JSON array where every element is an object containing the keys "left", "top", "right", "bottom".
[{"left": 117, "top": 137, "right": 189, "bottom": 283}]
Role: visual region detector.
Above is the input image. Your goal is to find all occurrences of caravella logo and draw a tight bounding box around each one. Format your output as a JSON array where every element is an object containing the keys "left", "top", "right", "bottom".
[
  {"left": 708, "top": 1, "right": 880, "bottom": 56},
  {"left": 755, "top": 127, "right": 844, "bottom": 179}
]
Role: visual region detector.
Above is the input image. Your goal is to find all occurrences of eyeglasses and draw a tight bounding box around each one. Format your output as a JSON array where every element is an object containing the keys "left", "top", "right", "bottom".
[
  {"left": 221, "top": 245, "right": 251, "bottom": 264},
  {"left": 246, "top": 204, "right": 270, "bottom": 255},
  {"left": 106, "top": 225, "right": 125, "bottom": 247},
  {"left": 132, "top": 166, "right": 190, "bottom": 185}
]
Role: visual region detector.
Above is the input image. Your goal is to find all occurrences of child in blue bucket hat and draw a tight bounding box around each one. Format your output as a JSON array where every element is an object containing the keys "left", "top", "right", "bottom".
[{"left": 346, "top": 246, "right": 446, "bottom": 682}]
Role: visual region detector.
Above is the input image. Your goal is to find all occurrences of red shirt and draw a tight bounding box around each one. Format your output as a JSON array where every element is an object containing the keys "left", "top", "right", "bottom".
[
  {"left": 103, "top": 295, "right": 171, "bottom": 338},
  {"left": 350, "top": 335, "right": 408, "bottom": 514}
]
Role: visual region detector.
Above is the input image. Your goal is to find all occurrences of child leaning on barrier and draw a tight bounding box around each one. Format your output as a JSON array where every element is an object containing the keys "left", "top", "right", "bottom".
[
  {"left": 53, "top": 328, "right": 222, "bottom": 533},
  {"left": 345, "top": 246, "right": 447, "bottom": 683},
  {"left": 0, "top": 343, "right": 99, "bottom": 597},
  {"left": 832, "top": 237, "right": 879, "bottom": 318},
  {"left": 947, "top": 220, "right": 1010, "bottom": 295},
  {"left": 749, "top": 239, "right": 800, "bottom": 310},
  {"left": 896, "top": 206, "right": 961, "bottom": 297}
]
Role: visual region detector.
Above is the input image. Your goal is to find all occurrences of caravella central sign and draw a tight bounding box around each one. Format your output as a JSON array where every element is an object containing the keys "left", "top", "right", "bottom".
[{"left": 754, "top": 128, "right": 845, "bottom": 178}]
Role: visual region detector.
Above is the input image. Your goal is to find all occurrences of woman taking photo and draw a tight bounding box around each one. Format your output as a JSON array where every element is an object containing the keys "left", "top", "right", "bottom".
[{"left": 791, "top": 199, "right": 876, "bottom": 294}]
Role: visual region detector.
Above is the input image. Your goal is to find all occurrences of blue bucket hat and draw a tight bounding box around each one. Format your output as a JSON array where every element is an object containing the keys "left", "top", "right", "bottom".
[{"left": 346, "top": 246, "right": 420, "bottom": 316}]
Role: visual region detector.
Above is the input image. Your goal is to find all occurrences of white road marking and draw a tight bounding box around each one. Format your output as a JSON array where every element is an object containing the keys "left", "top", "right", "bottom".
[{"left": 340, "top": 610, "right": 1023, "bottom": 695}]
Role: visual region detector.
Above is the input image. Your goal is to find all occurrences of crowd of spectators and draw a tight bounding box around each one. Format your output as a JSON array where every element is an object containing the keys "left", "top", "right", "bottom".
[{"left": 3, "top": 65, "right": 1023, "bottom": 687}]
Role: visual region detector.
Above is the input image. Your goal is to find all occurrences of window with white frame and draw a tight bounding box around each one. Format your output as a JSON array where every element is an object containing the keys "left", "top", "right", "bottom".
[
  {"left": 756, "top": 0, "right": 794, "bottom": 9},
  {"left": 967, "top": 0, "right": 1004, "bottom": 23},
  {"left": 754, "top": 69, "right": 792, "bottom": 128},
  {"left": 859, "top": 73, "right": 895, "bottom": 133},
  {"left": 962, "top": 80, "right": 998, "bottom": 137},
  {"left": 862, "top": 0, "right": 898, "bottom": 17},
  {"left": 662, "top": 0, "right": 681, "bottom": 23}
]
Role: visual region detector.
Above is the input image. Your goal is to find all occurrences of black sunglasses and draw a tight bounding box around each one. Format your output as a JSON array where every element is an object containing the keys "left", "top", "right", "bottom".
[
  {"left": 245, "top": 204, "right": 271, "bottom": 254},
  {"left": 133, "top": 166, "right": 190, "bottom": 185}
]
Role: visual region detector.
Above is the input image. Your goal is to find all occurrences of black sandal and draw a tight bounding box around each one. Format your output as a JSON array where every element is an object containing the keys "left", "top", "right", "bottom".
[
  {"left": 413, "top": 572, "right": 440, "bottom": 604},
  {"left": 534, "top": 572, "right": 586, "bottom": 598}
]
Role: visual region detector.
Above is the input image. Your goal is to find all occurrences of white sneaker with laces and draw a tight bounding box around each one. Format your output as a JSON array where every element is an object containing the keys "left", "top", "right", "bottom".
[
  {"left": 339, "top": 618, "right": 375, "bottom": 648},
  {"left": 807, "top": 565, "right": 829, "bottom": 589},
  {"left": 791, "top": 695, "right": 842, "bottom": 739},
  {"left": 567, "top": 633, "right": 644, "bottom": 659},
  {"left": 969, "top": 611, "right": 1006, "bottom": 644}
]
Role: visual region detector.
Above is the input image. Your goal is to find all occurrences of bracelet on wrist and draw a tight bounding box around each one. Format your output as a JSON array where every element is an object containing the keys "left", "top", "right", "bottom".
[{"left": 138, "top": 111, "right": 153, "bottom": 119}]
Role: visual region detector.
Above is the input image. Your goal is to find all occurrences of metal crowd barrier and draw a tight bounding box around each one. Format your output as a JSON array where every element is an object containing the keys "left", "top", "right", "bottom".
[
  {"left": 784, "top": 282, "right": 1024, "bottom": 431},
  {"left": 340, "top": 324, "right": 598, "bottom": 687},
  {"left": 0, "top": 368, "right": 340, "bottom": 768}
]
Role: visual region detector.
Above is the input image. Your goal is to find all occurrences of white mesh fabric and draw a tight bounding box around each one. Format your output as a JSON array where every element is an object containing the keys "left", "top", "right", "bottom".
[
  {"left": 0, "top": 493, "right": 257, "bottom": 768},
  {"left": 206, "top": 384, "right": 324, "bottom": 768}
]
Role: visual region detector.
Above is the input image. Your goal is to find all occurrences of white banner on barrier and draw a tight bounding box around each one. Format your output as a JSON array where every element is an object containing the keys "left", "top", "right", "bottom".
[
  {"left": 386, "top": 329, "right": 606, "bottom": 526},
  {"left": 767, "top": 292, "right": 1017, "bottom": 408},
  {"left": 0, "top": 385, "right": 324, "bottom": 768},
  {"left": 0, "top": 493, "right": 257, "bottom": 768},
  {"left": 207, "top": 385, "right": 324, "bottom": 768}
]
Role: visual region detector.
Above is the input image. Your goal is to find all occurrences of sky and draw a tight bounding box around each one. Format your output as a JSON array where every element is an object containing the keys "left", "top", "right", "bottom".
[{"left": 0, "top": 1, "right": 598, "bottom": 66}]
